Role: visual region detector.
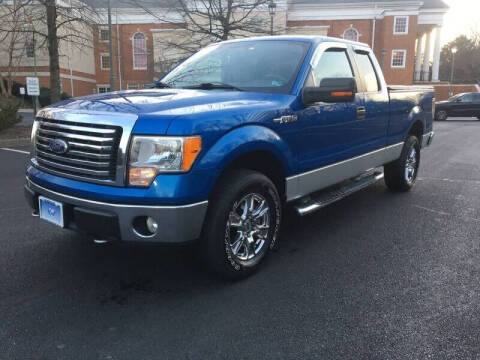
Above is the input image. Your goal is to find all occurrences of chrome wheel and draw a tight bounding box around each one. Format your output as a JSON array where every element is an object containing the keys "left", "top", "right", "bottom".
[
  {"left": 227, "top": 193, "right": 270, "bottom": 261},
  {"left": 405, "top": 147, "right": 418, "bottom": 184}
]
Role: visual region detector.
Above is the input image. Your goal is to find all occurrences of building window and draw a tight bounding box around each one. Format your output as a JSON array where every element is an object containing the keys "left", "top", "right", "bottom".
[
  {"left": 343, "top": 27, "right": 359, "bottom": 42},
  {"left": 394, "top": 16, "right": 409, "bottom": 35},
  {"left": 127, "top": 83, "right": 139, "bottom": 90},
  {"left": 99, "top": 28, "right": 110, "bottom": 42},
  {"left": 132, "top": 32, "right": 147, "bottom": 70},
  {"left": 98, "top": 86, "right": 110, "bottom": 93},
  {"left": 100, "top": 53, "right": 110, "bottom": 70},
  {"left": 391, "top": 50, "right": 407, "bottom": 68},
  {"left": 25, "top": 41, "right": 35, "bottom": 58}
]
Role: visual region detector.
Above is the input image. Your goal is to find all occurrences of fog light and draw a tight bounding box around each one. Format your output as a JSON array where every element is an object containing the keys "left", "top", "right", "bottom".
[{"left": 146, "top": 217, "right": 158, "bottom": 234}]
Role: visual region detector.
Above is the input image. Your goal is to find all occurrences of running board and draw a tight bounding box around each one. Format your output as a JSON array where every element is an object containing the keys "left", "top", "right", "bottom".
[{"left": 294, "top": 170, "right": 384, "bottom": 216}]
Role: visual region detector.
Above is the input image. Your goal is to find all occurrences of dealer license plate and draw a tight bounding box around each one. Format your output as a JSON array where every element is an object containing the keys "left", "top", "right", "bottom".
[{"left": 38, "top": 196, "right": 64, "bottom": 228}]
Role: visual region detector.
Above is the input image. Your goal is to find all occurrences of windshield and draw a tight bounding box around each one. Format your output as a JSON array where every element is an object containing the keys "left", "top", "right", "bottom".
[
  {"left": 160, "top": 40, "right": 311, "bottom": 94},
  {"left": 449, "top": 94, "right": 463, "bottom": 101}
]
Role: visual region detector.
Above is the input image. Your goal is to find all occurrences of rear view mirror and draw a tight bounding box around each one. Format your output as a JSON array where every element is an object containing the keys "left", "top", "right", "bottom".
[{"left": 302, "top": 77, "right": 357, "bottom": 105}]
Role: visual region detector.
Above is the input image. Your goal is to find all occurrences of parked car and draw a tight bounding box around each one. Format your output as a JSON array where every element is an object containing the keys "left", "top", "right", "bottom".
[
  {"left": 25, "top": 36, "right": 435, "bottom": 279},
  {"left": 435, "top": 92, "right": 480, "bottom": 120}
]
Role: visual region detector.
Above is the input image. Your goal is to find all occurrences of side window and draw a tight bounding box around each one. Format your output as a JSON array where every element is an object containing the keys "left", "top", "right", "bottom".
[
  {"left": 461, "top": 94, "right": 474, "bottom": 102},
  {"left": 309, "top": 49, "right": 353, "bottom": 87},
  {"left": 473, "top": 93, "right": 480, "bottom": 102},
  {"left": 355, "top": 52, "right": 380, "bottom": 92}
]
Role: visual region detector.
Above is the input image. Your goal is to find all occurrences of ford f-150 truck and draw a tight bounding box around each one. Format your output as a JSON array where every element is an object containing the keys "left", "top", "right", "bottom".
[{"left": 25, "top": 36, "right": 435, "bottom": 278}]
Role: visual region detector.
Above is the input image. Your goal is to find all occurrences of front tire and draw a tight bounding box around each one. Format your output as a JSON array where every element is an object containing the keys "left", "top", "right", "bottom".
[
  {"left": 201, "top": 169, "right": 282, "bottom": 279},
  {"left": 435, "top": 110, "right": 448, "bottom": 121},
  {"left": 384, "top": 135, "right": 420, "bottom": 192}
]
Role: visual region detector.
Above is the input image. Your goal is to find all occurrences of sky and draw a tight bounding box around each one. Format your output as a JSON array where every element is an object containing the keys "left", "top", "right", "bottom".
[{"left": 441, "top": 0, "right": 480, "bottom": 44}]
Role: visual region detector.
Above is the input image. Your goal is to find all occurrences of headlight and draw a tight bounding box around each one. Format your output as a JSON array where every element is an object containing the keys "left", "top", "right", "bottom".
[{"left": 128, "top": 136, "right": 202, "bottom": 186}]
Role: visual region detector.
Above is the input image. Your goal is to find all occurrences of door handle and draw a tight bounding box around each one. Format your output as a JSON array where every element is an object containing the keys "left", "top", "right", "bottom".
[{"left": 356, "top": 106, "right": 366, "bottom": 120}]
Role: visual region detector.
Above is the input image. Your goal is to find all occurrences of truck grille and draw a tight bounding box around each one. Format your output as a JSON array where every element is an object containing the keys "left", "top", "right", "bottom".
[{"left": 34, "top": 118, "right": 122, "bottom": 183}]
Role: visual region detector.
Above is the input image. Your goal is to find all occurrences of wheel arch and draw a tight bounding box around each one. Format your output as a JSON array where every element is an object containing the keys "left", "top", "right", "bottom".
[
  {"left": 197, "top": 125, "right": 294, "bottom": 202},
  {"left": 407, "top": 119, "right": 424, "bottom": 144}
]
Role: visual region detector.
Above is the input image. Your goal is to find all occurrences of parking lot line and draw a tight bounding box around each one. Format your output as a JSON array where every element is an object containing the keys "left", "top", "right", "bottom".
[{"left": 0, "top": 147, "right": 30, "bottom": 155}]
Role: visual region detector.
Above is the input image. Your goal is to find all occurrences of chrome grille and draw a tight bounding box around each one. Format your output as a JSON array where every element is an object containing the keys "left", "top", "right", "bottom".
[{"left": 34, "top": 118, "right": 122, "bottom": 183}]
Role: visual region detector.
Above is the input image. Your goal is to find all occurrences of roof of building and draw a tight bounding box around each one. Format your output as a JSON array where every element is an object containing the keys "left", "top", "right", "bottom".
[
  {"left": 289, "top": 0, "right": 448, "bottom": 9},
  {"left": 85, "top": 0, "right": 449, "bottom": 10}
]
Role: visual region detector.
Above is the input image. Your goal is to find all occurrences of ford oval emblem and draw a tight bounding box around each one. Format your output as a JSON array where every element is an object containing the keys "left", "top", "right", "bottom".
[{"left": 48, "top": 139, "right": 69, "bottom": 154}]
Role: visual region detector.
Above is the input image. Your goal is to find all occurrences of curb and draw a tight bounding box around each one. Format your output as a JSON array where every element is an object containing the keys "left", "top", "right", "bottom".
[{"left": 0, "top": 138, "right": 31, "bottom": 148}]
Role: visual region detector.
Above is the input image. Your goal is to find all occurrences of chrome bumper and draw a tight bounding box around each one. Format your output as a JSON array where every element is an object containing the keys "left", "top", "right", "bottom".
[
  {"left": 25, "top": 178, "right": 208, "bottom": 243},
  {"left": 422, "top": 131, "right": 434, "bottom": 148}
]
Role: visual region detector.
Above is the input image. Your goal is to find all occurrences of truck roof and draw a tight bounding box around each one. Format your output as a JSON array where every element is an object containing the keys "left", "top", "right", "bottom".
[{"left": 218, "top": 35, "right": 369, "bottom": 48}]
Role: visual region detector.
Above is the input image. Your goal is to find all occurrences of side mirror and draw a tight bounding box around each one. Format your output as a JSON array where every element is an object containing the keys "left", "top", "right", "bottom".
[{"left": 302, "top": 77, "right": 357, "bottom": 105}]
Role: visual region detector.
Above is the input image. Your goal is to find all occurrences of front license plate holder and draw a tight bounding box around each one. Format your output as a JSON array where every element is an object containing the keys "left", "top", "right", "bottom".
[{"left": 38, "top": 196, "right": 64, "bottom": 228}]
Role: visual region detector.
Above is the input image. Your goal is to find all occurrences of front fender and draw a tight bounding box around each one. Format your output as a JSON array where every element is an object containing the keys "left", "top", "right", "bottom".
[{"left": 196, "top": 124, "right": 295, "bottom": 188}]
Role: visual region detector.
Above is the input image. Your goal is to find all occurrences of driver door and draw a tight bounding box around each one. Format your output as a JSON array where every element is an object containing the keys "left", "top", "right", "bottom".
[{"left": 293, "top": 44, "right": 365, "bottom": 173}]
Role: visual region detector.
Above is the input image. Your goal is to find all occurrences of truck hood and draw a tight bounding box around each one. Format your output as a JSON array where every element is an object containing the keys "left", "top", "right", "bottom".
[{"left": 48, "top": 89, "right": 290, "bottom": 134}]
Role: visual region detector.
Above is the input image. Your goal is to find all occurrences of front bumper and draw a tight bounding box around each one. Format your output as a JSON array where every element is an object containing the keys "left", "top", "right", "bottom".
[
  {"left": 422, "top": 131, "right": 434, "bottom": 148},
  {"left": 25, "top": 178, "right": 208, "bottom": 243}
]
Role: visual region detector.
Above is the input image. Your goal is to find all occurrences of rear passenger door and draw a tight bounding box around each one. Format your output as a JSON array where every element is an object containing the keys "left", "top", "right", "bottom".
[{"left": 351, "top": 48, "right": 390, "bottom": 151}]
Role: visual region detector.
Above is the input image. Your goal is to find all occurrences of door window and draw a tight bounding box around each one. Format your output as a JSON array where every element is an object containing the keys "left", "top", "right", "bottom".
[
  {"left": 460, "top": 94, "right": 474, "bottom": 102},
  {"left": 355, "top": 52, "right": 380, "bottom": 92},
  {"left": 309, "top": 49, "right": 353, "bottom": 87}
]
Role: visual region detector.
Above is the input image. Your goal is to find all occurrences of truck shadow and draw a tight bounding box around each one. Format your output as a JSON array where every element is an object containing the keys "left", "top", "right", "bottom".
[{"left": 48, "top": 181, "right": 412, "bottom": 306}]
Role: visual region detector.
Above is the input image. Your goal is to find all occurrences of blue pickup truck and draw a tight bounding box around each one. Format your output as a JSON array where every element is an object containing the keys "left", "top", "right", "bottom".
[{"left": 25, "top": 36, "right": 434, "bottom": 278}]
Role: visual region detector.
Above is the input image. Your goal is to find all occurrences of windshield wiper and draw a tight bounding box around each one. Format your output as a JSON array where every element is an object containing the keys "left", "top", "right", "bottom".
[
  {"left": 183, "top": 82, "right": 244, "bottom": 91},
  {"left": 154, "top": 81, "right": 171, "bottom": 89}
]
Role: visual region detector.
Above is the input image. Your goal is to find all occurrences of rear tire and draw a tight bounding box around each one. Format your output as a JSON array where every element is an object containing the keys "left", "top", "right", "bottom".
[
  {"left": 384, "top": 136, "right": 420, "bottom": 192},
  {"left": 201, "top": 169, "right": 282, "bottom": 279},
  {"left": 435, "top": 110, "right": 448, "bottom": 121}
]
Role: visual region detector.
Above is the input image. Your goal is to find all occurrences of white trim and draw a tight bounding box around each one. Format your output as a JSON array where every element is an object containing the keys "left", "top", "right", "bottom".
[
  {"left": 100, "top": 53, "right": 110, "bottom": 70},
  {"left": 287, "top": 2, "right": 421, "bottom": 21},
  {"left": 150, "top": 28, "right": 187, "bottom": 33},
  {"left": 393, "top": 15, "right": 409, "bottom": 35},
  {"left": 391, "top": 49, "right": 407, "bottom": 68},
  {"left": 96, "top": 84, "right": 111, "bottom": 93},
  {"left": 0, "top": 72, "right": 97, "bottom": 84},
  {"left": 98, "top": 27, "right": 110, "bottom": 43}
]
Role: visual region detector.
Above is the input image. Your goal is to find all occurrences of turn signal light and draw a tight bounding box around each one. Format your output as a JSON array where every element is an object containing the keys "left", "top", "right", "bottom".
[
  {"left": 331, "top": 91, "right": 353, "bottom": 97},
  {"left": 182, "top": 137, "right": 202, "bottom": 171}
]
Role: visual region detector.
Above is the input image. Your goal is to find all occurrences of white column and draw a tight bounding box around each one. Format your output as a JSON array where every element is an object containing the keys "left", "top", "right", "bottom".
[
  {"left": 414, "top": 36, "right": 423, "bottom": 81},
  {"left": 422, "top": 30, "right": 432, "bottom": 81},
  {"left": 431, "top": 27, "right": 442, "bottom": 82}
]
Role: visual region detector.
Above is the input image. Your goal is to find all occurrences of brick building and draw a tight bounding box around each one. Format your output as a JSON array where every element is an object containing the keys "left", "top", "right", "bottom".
[{"left": 2, "top": 0, "right": 452, "bottom": 98}]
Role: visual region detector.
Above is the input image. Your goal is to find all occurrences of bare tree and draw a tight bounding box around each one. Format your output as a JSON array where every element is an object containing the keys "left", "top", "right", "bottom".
[
  {"left": 124, "top": 0, "right": 273, "bottom": 74},
  {"left": 0, "top": 0, "right": 30, "bottom": 97},
  {"left": 0, "top": 0, "right": 99, "bottom": 102}
]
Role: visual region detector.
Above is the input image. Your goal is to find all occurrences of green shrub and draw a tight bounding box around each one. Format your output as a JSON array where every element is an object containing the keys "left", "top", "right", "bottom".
[
  {"left": 38, "top": 87, "right": 51, "bottom": 107},
  {"left": 38, "top": 87, "right": 71, "bottom": 107},
  {"left": 0, "top": 98, "right": 22, "bottom": 131}
]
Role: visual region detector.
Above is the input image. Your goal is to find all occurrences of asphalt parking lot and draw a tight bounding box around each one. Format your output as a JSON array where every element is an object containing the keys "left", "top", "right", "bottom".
[{"left": 1, "top": 119, "right": 479, "bottom": 359}]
